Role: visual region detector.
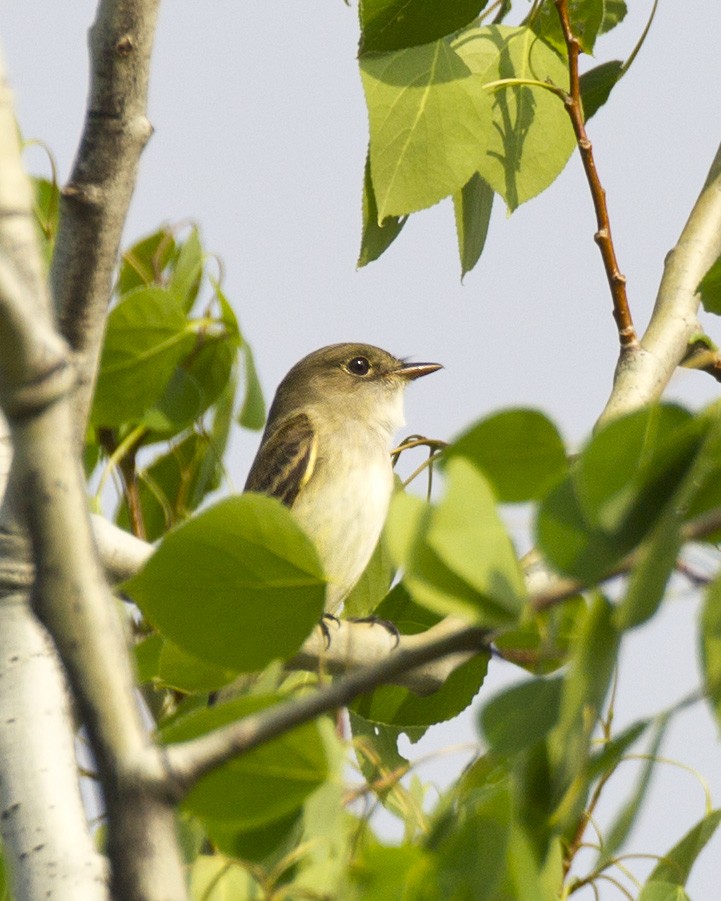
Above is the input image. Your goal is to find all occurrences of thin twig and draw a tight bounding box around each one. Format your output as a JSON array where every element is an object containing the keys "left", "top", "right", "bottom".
[{"left": 554, "top": 0, "right": 637, "bottom": 350}]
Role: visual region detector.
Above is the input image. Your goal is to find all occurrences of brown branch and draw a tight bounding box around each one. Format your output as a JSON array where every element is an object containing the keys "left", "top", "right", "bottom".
[
  {"left": 163, "top": 624, "right": 490, "bottom": 795},
  {"left": 554, "top": 0, "right": 637, "bottom": 350},
  {"left": 50, "top": 0, "right": 161, "bottom": 430}
]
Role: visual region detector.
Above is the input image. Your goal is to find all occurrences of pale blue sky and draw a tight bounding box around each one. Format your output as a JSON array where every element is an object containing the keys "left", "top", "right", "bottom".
[{"left": 3, "top": 2, "right": 720, "bottom": 896}]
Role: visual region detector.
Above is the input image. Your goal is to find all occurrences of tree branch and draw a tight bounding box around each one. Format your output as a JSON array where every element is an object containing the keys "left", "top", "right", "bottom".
[
  {"left": 554, "top": 0, "right": 637, "bottom": 350},
  {"left": 164, "top": 622, "right": 490, "bottom": 794},
  {"left": 50, "top": 0, "right": 160, "bottom": 428},
  {"left": 0, "top": 34, "right": 187, "bottom": 901},
  {"left": 599, "top": 141, "right": 721, "bottom": 424}
]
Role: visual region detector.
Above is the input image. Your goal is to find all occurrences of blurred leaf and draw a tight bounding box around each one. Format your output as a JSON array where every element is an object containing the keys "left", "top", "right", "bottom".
[
  {"left": 125, "top": 495, "right": 326, "bottom": 671},
  {"left": 343, "top": 539, "right": 395, "bottom": 618},
  {"left": 587, "top": 719, "right": 649, "bottom": 782},
  {"left": 613, "top": 506, "right": 682, "bottom": 630},
  {"left": 358, "top": 151, "right": 407, "bottom": 267},
  {"left": 574, "top": 404, "right": 695, "bottom": 533},
  {"left": 645, "top": 810, "right": 721, "bottom": 887},
  {"left": 600, "top": 0, "right": 628, "bottom": 33},
  {"left": 453, "top": 171, "right": 494, "bottom": 279},
  {"left": 698, "top": 256, "right": 721, "bottom": 315},
  {"left": 353, "top": 647, "right": 488, "bottom": 729},
  {"left": 597, "top": 715, "right": 670, "bottom": 866},
  {"left": 116, "top": 432, "right": 220, "bottom": 541},
  {"left": 531, "top": 0, "right": 604, "bottom": 54},
  {"left": 91, "top": 287, "right": 196, "bottom": 427},
  {"left": 550, "top": 595, "right": 619, "bottom": 831},
  {"left": 580, "top": 59, "right": 624, "bottom": 120},
  {"left": 32, "top": 176, "right": 60, "bottom": 266},
  {"left": 143, "top": 333, "right": 238, "bottom": 437},
  {"left": 361, "top": 25, "right": 574, "bottom": 219},
  {"left": 118, "top": 227, "right": 175, "bottom": 295},
  {"left": 359, "top": 0, "right": 490, "bottom": 54},
  {"left": 637, "top": 884, "right": 690, "bottom": 901},
  {"left": 350, "top": 842, "right": 435, "bottom": 898},
  {"left": 386, "top": 460, "right": 525, "bottom": 625},
  {"left": 134, "top": 633, "right": 163, "bottom": 684},
  {"left": 169, "top": 226, "right": 203, "bottom": 312},
  {"left": 189, "top": 855, "right": 262, "bottom": 899},
  {"left": 494, "top": 596, "right": 586, "bottom": 675},
  {"left": 158, "top": 639, "right": 238, "bottom": 693},
  {"left": 204, "top": 808, "right": 302, "bottom": 863},
  {"left": 447, "top": 409, "right": 567, "bottom": 502},
  {"left": 433, "top": 782, "right": 513, "bottom": 900},
  {"left": 352, "top": 587, "right": 489, "bottom": 728},
  {"left": 537, "top": 404, "right": 704, "bottom": 583},
  {"left": 238, "top": 341, "right": 266, "bottom": 431},
  {"left": 481, "top": 676, "right": 563, "bottom": 755},
  {"left": 701, "top": 576, "right": 721, "bottom": 726},
  {"left": 162, "top": 694, "right": 328, "bottom": 828}
]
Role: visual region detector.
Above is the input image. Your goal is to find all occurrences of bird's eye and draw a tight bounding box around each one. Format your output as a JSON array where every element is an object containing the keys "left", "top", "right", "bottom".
[{"left": 346, "top": 356, "right": 371, "bottom": 376}]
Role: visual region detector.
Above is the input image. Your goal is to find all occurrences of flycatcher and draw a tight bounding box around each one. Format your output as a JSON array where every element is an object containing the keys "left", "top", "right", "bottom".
[{"left": 244, "top": 343, "right": 442, "bottom": 612}]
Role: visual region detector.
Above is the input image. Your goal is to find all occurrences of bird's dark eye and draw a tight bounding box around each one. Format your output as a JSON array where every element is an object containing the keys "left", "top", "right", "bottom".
[{"left": 346, "top": 356, "right": 371, "bottom": 376}]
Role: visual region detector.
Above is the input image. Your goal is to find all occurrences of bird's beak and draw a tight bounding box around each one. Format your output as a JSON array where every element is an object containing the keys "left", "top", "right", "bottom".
[{"left": 396, "top": 360, "right": 443, "bottom": 381}]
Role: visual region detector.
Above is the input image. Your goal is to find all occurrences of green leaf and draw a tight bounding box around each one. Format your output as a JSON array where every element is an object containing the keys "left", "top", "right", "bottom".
[
  {"left": 453, "top": 171, "right": 494, "bottom": 279},
  {"left": 189, "top": 855, "right": 262, "bottom": 899},
  {"left": 580, "top": 60, "right": 624, "bottom": 120},
  {"left": 537, "top": 404, "right": 703, "bottom": 583},
  {"left": 143, "top": 332, "right": 239, "bottom": 437},
  {"left": 351, "top": 843, "right": 435, "bottom": 898},
  {"left": 549, "top": 594, "right": 620, "bottom": 828},
  {"left": 433, "top": 782, "right": 513, "bottom": 900},
  {"left": 645, "top": 810, "right": 721, "bottom": 887},
  {"left": 32, "top": 176, "right": 60, "bottom": 266},
  {"left": 361, "top": 25, "right": 575, "bottom": 218},
  {"left": 453, "top": 25, "right": 575, "bottom": 212},
  {"left": 481, "top": 676, "right": 563, "bottom": 755},
  {"left": 494, "top": 595, "right": 586, "bottom": 675},
  {"left": 343, "top": 538, "right": 394, "bottom": 618},
  {"left": 162, "top": 694, "right": 328, "bottom": 828},
  {"left": 587, "top": 719, "right": 649, "bottom": 782},
  {"left": 386, "top": 459, "right": 524, "bottom": 625},
  {"left": 158, "top": 639, "right": 238, "bottom": 693},
  {"left": 134, "top": 633, "right": 163, "bottom": 684},
  {"left": 125, "top": 495, "right": 326, "bottom": 671},
  {"left": 600, "top": 0, "right": 628, "bottom": 34},
  {"left": 91, "top": 287, "right": 196, "bottom": 427},
  {"left": 115, "top": 432, "right": 221, "bottom": 541},
  {"left": 359, "top": 0, "right": 490, "bottom": 54},
  {"left": 613, "top": 506, "right": 682, "bottom": 630},
  {"left": 597, "top": 716, "right": 670, "bottom": 866},
  {"left": 574, "top": 404, "right": 694, "bottom": 533},
  {"left": 353, "top": 649, "right": 489, "bottom": 729},
  {"left": 447, "top": 409, "right": 567, "bottom": 502},
  {"left": 698, "top": 256, "right": 721, "bottom": 315},
  {"left": 358, "top": 150, "right": 407, "bottom": 267},
  {"left": 701, "top": 576, "right": 721, "bottom": 727},
  {"left": 118, "top": 227, "right": 175, "bottom": 295},
  {"left": 427, "top": 458, "right": 526, "bottom": 611},
  {"left": 637, "top": 884, "right": 690, "bottom": 901},
  {"left": 169, "top": 226, "right": 203, "bottom": 312},
  {"left": 531, "top": 0, "right": 605, "bottom": 55},
  {"left": 237, "top": 341, "right": 266, "bottom": 431},
  {"left": 361, "top": 36, "right": 494, "bottom": 219},
  {"left": 351, "top": 582, "right": 489, "bottom": 728}
]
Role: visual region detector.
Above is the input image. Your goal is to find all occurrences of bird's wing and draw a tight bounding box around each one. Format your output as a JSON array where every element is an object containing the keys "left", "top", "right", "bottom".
[{"left": 243, "top": 412, "right": 318, "bottom": 508}]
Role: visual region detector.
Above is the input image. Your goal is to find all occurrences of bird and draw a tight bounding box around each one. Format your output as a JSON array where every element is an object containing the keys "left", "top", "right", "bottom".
[{"left": 244, "top": 343, "right": 442, "bottom": 613}]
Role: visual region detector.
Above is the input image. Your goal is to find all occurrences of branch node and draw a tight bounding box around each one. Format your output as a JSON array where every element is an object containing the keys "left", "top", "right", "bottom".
[{"left": 116, "top": 35, "right": 135, "bottom": 57}]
